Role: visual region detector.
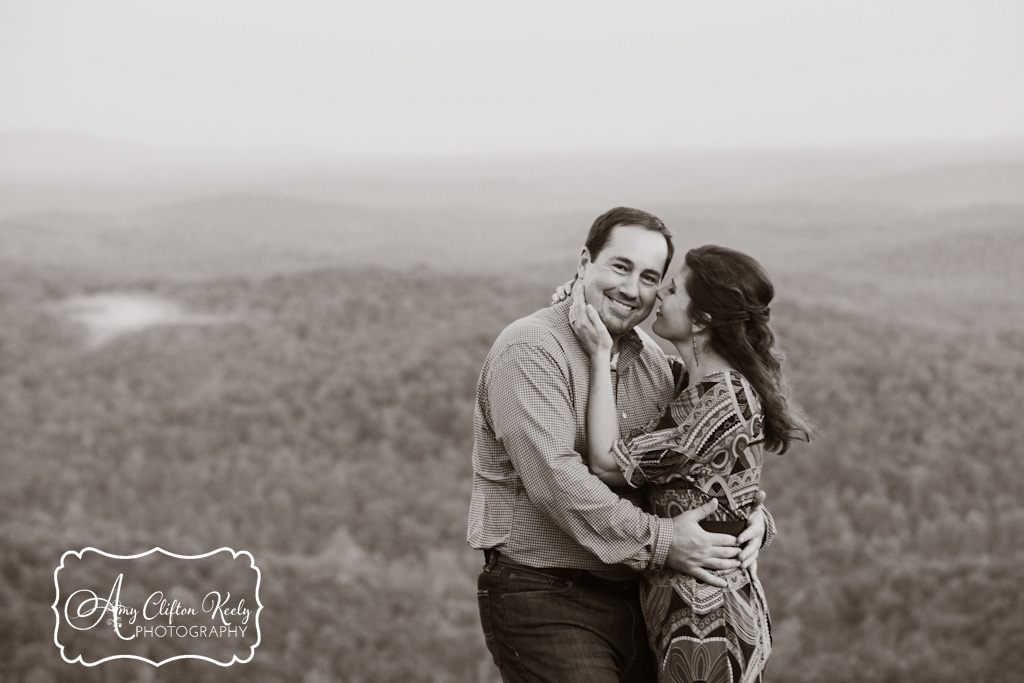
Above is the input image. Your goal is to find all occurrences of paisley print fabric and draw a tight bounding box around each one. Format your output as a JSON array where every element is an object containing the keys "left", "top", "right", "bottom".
[{"left": 611, "top": 369, "right": 772, "bottom": 683}]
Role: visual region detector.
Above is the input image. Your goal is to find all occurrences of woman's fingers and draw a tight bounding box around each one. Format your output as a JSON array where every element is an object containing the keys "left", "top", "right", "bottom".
[
  {"left": 577, "top": 302, "right": 601, "bottom": 336},
  {"left": 552, "top": 278, "right": 577, "bottom": 304},
  {"left": 570, "top": 285, "right": 612, "bottom": 355},
  {"left": 570, "top": 281, "right": 586, "bottom": 328},
  {"left": 571, "top": 279, "right": 585, "bottom": 304},
  {"left": 584, "top": 304, "right": 612, "bottom": 347},
  {"left": 585, "top": 304, "right": 606, "bottom": 331}
]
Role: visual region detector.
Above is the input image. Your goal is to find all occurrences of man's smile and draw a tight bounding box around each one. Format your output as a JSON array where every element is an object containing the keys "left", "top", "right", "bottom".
[{"left": 605, "top": 295, "right": 637, "bottom": 314}]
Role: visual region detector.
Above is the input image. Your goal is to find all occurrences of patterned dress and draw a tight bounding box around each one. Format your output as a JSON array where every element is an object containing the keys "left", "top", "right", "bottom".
[{"left": 610, "top": 369, "right": 772, "bottom": 683}]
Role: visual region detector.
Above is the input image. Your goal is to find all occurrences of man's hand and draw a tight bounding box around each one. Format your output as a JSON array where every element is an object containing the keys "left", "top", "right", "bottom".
[
  {"left": 665, "top": 499, "right": 741, "bottom": 588},
  {"left": 737, "top": 491, "right": 767, "bottom": 570}
]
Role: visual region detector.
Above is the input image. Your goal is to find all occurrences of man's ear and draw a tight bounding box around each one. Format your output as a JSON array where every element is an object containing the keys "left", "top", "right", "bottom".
[{"left": 577, "top": 248, "right": 591, "bottom": 280}]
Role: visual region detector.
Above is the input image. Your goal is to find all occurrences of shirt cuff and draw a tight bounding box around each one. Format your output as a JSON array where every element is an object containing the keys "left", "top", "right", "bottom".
[{"left": 649, "top": 516, "right": 674, "bottom": 570}]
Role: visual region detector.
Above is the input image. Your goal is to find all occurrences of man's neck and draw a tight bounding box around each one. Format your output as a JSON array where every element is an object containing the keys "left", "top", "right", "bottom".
[{"left": 610, "top": 333, "right": 625, "bottom": 356}]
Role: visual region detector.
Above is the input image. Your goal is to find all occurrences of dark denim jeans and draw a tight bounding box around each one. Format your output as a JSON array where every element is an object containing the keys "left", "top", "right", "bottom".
[{"left": 477, "top": 554, "right": 656, "bottom": 683}]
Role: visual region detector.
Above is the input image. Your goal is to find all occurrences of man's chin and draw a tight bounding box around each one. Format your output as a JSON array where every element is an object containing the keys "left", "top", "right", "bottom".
[{"left": 599, "top": 310, "right": 644, "bottom": 337}]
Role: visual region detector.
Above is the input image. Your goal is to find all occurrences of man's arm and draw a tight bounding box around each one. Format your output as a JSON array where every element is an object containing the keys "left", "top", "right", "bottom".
[
  {"left": 488, "top": 341, "right": 672, "bottom": 570},
  {"left": 488, "top": 341, "right": 741, "bottom": 583}
]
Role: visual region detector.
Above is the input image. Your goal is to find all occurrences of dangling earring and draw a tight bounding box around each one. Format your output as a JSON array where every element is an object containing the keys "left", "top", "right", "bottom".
[{"left": 691, "top": 326, "right": 699, "bottom": 366}]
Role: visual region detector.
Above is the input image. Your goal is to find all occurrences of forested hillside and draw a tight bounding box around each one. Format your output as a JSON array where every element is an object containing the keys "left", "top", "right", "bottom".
[
  {"left": 2, "top": 252, "right": 1023, "bottom": 681},
  {"left": 2, "top": 146, "right": 1023, "bottom": 682}
]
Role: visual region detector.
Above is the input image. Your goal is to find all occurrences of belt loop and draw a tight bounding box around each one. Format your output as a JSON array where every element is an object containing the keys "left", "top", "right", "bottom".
[{"left": 483, "top": 548, "right": 499, "bottom": 572}]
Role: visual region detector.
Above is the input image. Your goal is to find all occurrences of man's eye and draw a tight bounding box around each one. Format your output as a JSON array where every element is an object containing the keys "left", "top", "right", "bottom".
[
  {"left": 642, "top": 276, "right": 659, "bottom": 286},
  {"left": 611, "top": 264, "right": 627, "bottom": 273}
]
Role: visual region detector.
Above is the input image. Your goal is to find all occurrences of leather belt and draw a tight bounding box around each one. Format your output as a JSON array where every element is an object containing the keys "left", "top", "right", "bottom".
[
  {"left": 699, "top": 519, "right": 746, "bottom": 536},
  {"left": 482, "top": 549, "right": 639, "bottom": 592}
]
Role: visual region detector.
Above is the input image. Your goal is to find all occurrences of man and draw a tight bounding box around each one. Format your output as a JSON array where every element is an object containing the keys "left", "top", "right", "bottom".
[{"left": 468, "top": 207, "right": 773, "bottom": 682}]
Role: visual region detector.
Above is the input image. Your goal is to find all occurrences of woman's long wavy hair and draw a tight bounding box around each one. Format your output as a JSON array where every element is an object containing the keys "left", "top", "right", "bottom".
[{"left": 684, "top": 245, "right": 814, "bottom": 454}]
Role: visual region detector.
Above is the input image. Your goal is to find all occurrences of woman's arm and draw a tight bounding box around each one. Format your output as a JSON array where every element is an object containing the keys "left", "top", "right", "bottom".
[
  {"left": 569, "top": 284, "right": 627, "bottom": 486},
  {"left": 586, "top": 344, "right": 627, "bottom": 486}
]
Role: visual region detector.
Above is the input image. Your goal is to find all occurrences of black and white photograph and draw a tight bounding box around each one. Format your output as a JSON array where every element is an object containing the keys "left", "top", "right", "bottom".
[{"left": 2, "top": 1, "right": 1023, "bottom": 681}]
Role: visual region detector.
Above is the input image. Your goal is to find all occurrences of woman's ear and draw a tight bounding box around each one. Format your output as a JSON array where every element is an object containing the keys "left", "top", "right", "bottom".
[{"left": 691, "top": 312, "right": 711, "bottom": 335}]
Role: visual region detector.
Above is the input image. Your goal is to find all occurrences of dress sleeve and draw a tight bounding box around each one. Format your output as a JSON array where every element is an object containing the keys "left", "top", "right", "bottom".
[{"left": 610, "top": 375, "right": 746, "bottom": 488}]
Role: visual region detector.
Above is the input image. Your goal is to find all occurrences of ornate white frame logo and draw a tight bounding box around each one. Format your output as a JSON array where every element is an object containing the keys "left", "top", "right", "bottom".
[{"left": 53, "top": 547, "right": 263, "bottom": 666}]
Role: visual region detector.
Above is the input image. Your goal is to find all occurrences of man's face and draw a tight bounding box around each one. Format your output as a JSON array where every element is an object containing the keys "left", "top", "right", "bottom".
[{"left": 579, "top": 224, "right": 669, "bottom": 339}]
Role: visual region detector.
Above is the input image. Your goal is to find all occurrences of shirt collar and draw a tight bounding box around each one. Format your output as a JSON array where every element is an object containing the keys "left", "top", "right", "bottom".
[{"left": 616, "top": 327, "right": 643, "bottom": 370}]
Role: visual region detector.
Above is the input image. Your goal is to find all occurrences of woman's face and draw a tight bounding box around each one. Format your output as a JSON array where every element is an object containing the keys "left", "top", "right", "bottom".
[{"left": 652, "top": 266, "right": 694, "bottom": 342}]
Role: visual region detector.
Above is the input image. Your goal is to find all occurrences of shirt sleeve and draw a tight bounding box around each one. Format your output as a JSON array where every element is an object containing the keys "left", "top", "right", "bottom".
[{"left": 487, "top": 341, "right": 674, "bottom": 571}]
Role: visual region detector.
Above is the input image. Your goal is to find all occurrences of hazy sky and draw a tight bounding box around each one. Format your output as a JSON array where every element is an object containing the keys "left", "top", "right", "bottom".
[{"left": 1, "top": 0, "right": 1022, "bottom": 156}]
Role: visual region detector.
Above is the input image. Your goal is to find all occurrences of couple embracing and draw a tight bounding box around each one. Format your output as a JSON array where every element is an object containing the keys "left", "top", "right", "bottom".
[{"left": 468, "top": 207, "right": 812, "bottom": 682}]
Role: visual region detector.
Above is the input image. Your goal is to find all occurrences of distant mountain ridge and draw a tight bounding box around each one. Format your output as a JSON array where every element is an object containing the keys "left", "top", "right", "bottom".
[
  {"left": 0, "top": 130, "right": 330, "bottom": 184},
  {"left": 0, "top": 131, "right": 173, "bottom": 180},
  {"left": 2, "top": 131, "right": 1023, "bottom": 211}
]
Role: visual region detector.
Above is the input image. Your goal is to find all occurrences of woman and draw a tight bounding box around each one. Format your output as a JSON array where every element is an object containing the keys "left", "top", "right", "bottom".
[{"left": 564, "top": 245, "right": 813, "bottom": 683}]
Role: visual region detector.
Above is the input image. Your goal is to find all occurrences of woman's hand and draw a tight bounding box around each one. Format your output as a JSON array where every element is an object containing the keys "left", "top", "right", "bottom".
[
  {"left": 569, "top": 281, "right": 613, "bottom": 360},
  {"left": 550, "top": 277, "right": 576, "bottom": 305}
]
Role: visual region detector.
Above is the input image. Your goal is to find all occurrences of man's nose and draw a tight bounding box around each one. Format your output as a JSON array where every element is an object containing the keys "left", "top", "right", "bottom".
[{"left": 618, "top": 273, "right": 640, "bottom": 299}]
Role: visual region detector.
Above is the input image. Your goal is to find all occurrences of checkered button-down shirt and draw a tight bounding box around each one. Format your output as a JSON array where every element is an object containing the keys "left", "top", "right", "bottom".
[{"left": 467, "top": 299, "right": 678, "bottom": 575}]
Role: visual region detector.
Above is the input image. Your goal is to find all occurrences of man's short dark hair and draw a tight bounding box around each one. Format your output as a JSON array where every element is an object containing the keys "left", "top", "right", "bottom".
[{"left": 585, "top": 207, "right": 674, "bottom": 275}]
